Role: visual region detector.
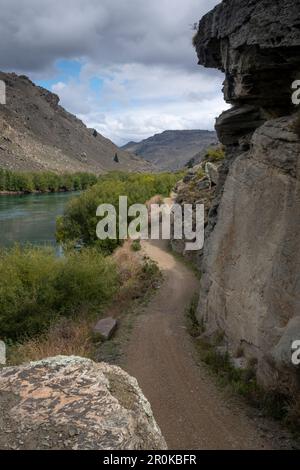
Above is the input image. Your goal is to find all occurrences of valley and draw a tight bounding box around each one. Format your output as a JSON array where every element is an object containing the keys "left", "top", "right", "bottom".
[
  {"left": 122, "top": 129, "right": 218, "bottom": 171},
  {"left": 0, "top": 0, "right": 299, "bottom": 454}
]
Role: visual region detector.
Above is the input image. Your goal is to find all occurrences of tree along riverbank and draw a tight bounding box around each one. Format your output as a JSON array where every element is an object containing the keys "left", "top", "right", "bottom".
[{"left": 0, "top": 169, "right": 98, "bottom": 194}]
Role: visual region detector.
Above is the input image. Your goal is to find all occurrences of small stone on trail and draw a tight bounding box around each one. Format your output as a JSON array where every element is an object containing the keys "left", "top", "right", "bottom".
[{"left": 93, "top": 317, "right": 118, "bottom": 341}]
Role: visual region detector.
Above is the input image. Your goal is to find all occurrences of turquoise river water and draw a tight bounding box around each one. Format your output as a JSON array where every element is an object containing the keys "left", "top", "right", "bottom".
[{"left": 0, "top": 192, "right": 80, "bottom": 247}]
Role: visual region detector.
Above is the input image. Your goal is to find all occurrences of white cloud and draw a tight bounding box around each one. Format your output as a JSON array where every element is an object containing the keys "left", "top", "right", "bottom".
[
  {"left": 85, "top": 96, "right": 228, "bottom": 145},
  {"left": 0, "top": 0, "right": 226, "bottom": 144},
  {"left": 52, "top": 63, "right": 228, "bottom": 145},
  {"left": 0, "top": 0, "right": 220, "bottom": 72},
  {"left": 52, "top": 82, "right": 66, "bottom": 92}
]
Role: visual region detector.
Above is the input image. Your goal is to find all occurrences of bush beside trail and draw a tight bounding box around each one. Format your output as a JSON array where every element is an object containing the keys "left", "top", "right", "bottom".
[
  {"left": 56, "top": 172, "right": 182, "bottom": 253},
  {"left": 0, "top": 246, "right": 118, "bottom": 340}
]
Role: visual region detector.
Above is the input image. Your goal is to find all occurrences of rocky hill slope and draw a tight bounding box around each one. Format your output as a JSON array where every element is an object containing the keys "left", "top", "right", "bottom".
[
  {"left": 122, "top": 130, "right": 218, "bottom": 171},
  {"left": 193, "top": 0, "right": 300, "bottom": 397},
  {"left": 0, "top": 72, "right": 151, "bottom": 174}
]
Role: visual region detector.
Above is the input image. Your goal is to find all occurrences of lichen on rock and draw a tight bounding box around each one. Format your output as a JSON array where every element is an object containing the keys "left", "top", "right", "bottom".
[{"left": 0, "top": 356, "right": 167, "bottom": 450}]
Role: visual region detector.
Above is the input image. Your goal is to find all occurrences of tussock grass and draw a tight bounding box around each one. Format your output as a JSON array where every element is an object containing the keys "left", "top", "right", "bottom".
[
  {"left": 8, "top": 317, "right": 94, "bottom": 365},
  {"left": 8, "top": 241, "right": 162, "bottom": 366}
]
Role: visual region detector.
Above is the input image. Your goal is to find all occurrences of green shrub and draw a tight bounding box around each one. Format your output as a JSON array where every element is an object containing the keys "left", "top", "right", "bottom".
[
  {"left": 131, "top": 240, "right": 142, "bottom": 252},
  {"left": 0, "top": 246, "right": 118, "bottom": 340},
  {"left": 206, "top": 146, "right": 225, "bottom": 162},
  {"left": 55, "top": 248, "right": 119, "bottom": 315},
  {"left": 138, "top": 258, "right": 161, "bottom": 288},
  {"left": 0, "top": 169, "right": 98, "bottom": 193},
  {"left": 195, "top": 168, "right": 205, "bottom": 180},
  {"left": 57, "top": 172, "right": 182, "bottom": 253}
]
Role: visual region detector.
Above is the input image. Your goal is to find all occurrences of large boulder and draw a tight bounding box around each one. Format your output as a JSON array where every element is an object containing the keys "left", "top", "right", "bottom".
[
  {"left": 0, "top": 356, "right": 167, "bottom": 450},
  {"left": 194, "top": 0, "right": 300, "bottom": 395}
]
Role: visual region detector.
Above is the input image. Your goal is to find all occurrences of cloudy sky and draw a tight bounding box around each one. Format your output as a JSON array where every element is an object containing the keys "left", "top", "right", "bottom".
[{"left": 0, "top": 0, "right": 227, "bottom": 145}]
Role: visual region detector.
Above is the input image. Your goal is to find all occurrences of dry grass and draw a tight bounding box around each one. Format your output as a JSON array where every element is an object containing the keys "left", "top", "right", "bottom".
[
  {"left": 8, "top": 240, "right": 161, "bottom": 366},
  {"left": 113, "top": 240, "right": 142, "bottom": 280},
  {"left": 145, "top": 195, "right": 164, "bottom": 210},
  {"left": 8, "top": 317, "right": 94, "bottom": 365},
  {"left": 111, "top": 240, "right": 160, "bottom": 307}
]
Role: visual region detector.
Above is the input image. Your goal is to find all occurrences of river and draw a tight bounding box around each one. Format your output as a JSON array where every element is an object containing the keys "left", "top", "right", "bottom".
[{"left": 0, "top": 192, "right": 80, "bottom": 247}]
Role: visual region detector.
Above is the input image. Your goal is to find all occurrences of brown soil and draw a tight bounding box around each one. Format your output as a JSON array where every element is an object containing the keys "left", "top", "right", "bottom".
[{"left": 124, "top": 239, "right": 292, "bottom": 450}]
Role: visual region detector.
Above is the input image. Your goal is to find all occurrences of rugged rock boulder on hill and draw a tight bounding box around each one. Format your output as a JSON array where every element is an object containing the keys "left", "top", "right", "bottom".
[
  {"left": 0, "top": 72, "right": 151, "bottom": 173},
  {"left": 193, "top": 0, "right": 300, "bottom": 395},
  {"left": 0, "top": 356, "right": 167, "bottom": 450}
]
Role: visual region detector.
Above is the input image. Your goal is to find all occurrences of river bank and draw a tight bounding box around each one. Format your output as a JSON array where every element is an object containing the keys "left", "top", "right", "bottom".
[
  {"left": 0, "top": 169, "right": 98, "bottom": 195},
  {"left": 0, "top": 189, "right": 74, "bottom": 196}
]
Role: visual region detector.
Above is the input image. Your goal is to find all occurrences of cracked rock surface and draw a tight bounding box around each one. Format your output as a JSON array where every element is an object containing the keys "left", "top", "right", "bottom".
[
  {"left": 0, "top": 356, "right": 167, "bottom": 450},
  {"left": 194, "top": 0, "right": 300, "bottom": 395}
]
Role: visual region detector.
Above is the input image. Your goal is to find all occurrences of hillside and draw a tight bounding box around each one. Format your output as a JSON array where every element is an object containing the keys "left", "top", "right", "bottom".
[
  {"left": 0, "top": 72, "right": 151, "bottom": 174},
  {"left": 122, "top": 129, "right": 218, "bottom": 171}
]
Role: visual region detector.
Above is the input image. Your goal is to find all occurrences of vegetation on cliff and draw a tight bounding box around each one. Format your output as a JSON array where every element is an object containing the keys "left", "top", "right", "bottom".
[{"left": 206, "top": 145, "right": 225, "bottom": 162}]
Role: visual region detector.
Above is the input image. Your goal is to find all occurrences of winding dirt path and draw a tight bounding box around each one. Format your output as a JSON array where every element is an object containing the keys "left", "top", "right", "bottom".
[{"left": 124, "top": 239, "right": 274, "bottom": 450}]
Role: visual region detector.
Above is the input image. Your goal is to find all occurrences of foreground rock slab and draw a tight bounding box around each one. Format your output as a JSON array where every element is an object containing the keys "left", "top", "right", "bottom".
[{"left": 0, "top": 356, "right": 167, "bottom": 450}]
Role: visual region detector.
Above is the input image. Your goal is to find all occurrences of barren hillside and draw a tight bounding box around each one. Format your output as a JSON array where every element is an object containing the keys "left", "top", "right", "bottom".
[
  {"left": 122, "top": 129, "right": 218, "bottom": 171},
  {"left": 0, "top": 72, "right": 151, "bottom": 174}
]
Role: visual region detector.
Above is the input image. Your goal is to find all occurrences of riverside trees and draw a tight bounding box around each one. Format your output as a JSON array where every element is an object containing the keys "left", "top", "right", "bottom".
[{"left": 0, "top": 169, "right": 97, "bottom": 193}]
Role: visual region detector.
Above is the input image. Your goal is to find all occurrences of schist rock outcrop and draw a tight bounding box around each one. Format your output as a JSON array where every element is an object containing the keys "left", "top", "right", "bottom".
[
  {"left": 193, "top": 0, "right": 300, "bottom": 395},
  {"left": 0, "top": 72, "right": 151, "bottom": 173},
  {"left": 0, "top": 356, "right": 167, "bottom": 450}
]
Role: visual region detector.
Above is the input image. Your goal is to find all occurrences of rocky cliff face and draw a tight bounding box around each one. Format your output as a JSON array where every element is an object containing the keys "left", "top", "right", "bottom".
[
  {"left": 0, "top": 72, "right": 151, "bottom": 173},
  {"left": 0, "top": 356, "right": 167, "bottom": 450},
  {"left": 193, "top": 0, "right": 300, "bottom": 395}
]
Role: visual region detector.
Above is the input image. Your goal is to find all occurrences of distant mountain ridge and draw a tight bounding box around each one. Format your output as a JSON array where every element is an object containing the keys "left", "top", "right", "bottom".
[
  {"left": 0, "top": 72, "right": 151, "bottom": 174},
  {"left": 122, "top": 129, "right": 218, "bottom": 171}
]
